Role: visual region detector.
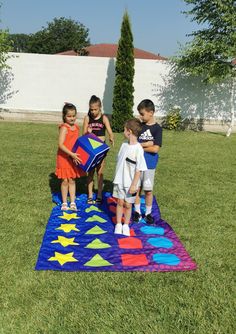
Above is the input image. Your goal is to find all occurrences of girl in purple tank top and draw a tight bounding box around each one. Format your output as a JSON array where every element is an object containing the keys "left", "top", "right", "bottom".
[{"left": 83, "top": 95, "right": 114, "bottom": 204}]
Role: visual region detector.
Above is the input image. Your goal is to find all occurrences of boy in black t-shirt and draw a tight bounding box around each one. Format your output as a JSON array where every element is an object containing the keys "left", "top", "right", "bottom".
[{"left": 133, "top": 99, "right": 162, "bottom": 224}]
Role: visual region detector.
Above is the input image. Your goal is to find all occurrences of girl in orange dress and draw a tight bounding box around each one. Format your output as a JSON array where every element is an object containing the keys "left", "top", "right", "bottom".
[{"left": 55, "top": 103, "right": 85, "bottom": 211}]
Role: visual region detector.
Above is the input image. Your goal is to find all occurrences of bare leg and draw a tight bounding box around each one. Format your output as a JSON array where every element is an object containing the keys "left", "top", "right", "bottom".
[
  {"left": 124, "top": 201, "right": 132, "bottom": 225},
  {"left": 61, "top": 179, "right": 69, "bottom": 204},
  {"left": 134, "top": 187, "right": 141, "bottom": 205},
  {"left": 96, "top": 160, "right": 105, "bottom": 199},
  {"left": 116, "top": 198, "right": 124, "bottom": 224},
  {"left": 87, "top": 169, "right": 95, "bottom": 199},
  {"left": 68, "top": 178, "right": 76, "bottom": 203},
  {"left": 145, "top": 190, "right": 153, "bottom": 207}
]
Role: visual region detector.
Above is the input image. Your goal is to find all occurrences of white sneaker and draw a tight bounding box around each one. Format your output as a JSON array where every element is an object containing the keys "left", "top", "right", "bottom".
[
  {"left": 114, "top": 223, "right": 123, "bottom": 234},
  {"left": 122, "top": 224, "right": 130, "bottom": 236}
]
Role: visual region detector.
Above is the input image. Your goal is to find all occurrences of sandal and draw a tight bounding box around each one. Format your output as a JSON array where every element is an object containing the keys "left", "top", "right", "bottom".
[
  {"left": 70, "top": 202, "right": 77, "bottom": 211},
  {"left": 61, "top": 202, "right": 69, "bottom": 211},
  {"left": 87, "top": 197, "right": 95, "bottom": 204},
  {"left": 96, "top": 197, "right": 103, "bottom": 205}
]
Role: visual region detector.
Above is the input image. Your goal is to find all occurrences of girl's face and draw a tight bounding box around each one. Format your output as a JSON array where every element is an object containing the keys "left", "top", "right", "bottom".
[
  {"left": 65, "top": 109, "right": 77, "bottom": 125},
  {"left": 89, "top": 102, "right": 101, "bottom": 118}
]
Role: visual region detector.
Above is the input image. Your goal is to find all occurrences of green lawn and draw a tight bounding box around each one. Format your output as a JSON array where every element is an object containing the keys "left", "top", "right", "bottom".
[{"left": 0, "top": 122, "right": 235, "bottom": 334}]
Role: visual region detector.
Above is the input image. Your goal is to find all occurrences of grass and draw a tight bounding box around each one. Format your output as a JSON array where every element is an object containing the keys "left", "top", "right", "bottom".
[{"left": 0, "top": 122, "right": 235, "bottom": 334}]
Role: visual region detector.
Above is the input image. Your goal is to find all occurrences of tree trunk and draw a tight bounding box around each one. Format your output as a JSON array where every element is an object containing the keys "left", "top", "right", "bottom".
[{"left": 226, "top": 78, "right": 235, "bottom": 137}]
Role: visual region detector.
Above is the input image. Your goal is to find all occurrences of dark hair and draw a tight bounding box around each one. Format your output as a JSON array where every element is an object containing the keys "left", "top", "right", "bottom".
[
  {"left": 88, "top": 95, "right": 102, "bottom": 117},
  {"left": 137, "top": 99, "right": 155, "bottom": 113},
  {"left": 125, "top": 118, "right": 142, "bottom": 137},
  {"left": 62, "top": 103, "right": 77, "bottom": 122}
]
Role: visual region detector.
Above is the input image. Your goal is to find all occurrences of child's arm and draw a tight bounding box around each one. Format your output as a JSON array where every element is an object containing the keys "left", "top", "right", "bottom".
[
  {"left": 140, "top": 126, "right": 162, "bottom": 153},
  {"left": 103, "top": 115, "right": 114, "bottom": 146},
  {"left": 141, "top": 141, "right": 154, "bottom": 148},
  {"left": 58, "top": 127, "right": 82, "bottom": 164},
  {"left": 129, "top": 170, "right": 141, "bottom": 194},
  {"left": 83, "top": 116, "right": 92, "bottom": 134},
  {"left": 142, "top": 144, "right": 160, "bottom": 153}
]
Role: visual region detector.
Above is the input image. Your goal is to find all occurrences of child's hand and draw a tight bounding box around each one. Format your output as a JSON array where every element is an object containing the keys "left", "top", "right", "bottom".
[
  {"left": 87, "top": 125, "right": 93, "bottom": 134},
  {"left": 71, "top": 152, "right": 82, "bottom": 165},
  {"left": 128, "top": 185, "right": 137, "bottom": 195},
  {"left": 109, "top": 136, "right": 114, "bottom": 147}
]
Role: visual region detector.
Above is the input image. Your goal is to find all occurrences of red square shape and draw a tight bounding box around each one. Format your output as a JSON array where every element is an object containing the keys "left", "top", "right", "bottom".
[
  {"left": 107, "top": 197, "right": 117, "bottom": 204},
  {"left": 130, "top": 229, "right": 136, "bottom": 237},
  {"left": 109, "top": 205, "right": 117, "bottom": 214},
  {"left": 121, "top": 254, "right": 148, "bottom": 266},
  {"left": 76, "top": 146, "right": 89, "bottom": 165},
  {"left": 118, "top": 237, "right": 142, "bottom": 249}
]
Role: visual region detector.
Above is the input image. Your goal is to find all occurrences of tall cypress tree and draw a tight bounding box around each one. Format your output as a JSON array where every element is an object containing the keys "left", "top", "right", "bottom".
[{"left": 112, "top": 12, "right": 134, "bottom": 132}]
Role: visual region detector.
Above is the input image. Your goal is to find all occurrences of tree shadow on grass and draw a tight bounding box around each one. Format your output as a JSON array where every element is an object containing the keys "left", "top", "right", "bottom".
[
  {"left": 49, "top": 173, "right": 87, "bottom": 194},
  {"left": 48, "top": 172, "right": 113, "bottom": 195}
]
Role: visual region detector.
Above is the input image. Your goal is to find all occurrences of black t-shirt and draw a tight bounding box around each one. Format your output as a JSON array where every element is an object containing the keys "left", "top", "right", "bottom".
[
  {"left": 88, "top": 115, "right": 106, "bottom": 137},
  {"left": 138, "top": 123, "right": 162, "bottom": 169}
]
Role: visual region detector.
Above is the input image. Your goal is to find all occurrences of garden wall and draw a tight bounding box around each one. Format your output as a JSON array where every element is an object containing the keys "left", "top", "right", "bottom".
[{"left": 0, "top": 52, "right": 235, "bottom": 132}]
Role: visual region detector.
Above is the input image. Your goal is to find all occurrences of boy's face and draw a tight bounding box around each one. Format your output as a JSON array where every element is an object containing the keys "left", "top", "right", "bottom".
[
  {"left": 139, "top": 108, "right": 154, "bottom": 123},
  {"left": 124, "top": 127, "right": 131, "bottom": 139}
]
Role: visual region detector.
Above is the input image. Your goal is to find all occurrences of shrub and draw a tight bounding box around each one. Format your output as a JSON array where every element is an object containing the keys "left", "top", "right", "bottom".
[{"left": 162, "top": 106, "right": 182, "bottom": 130}]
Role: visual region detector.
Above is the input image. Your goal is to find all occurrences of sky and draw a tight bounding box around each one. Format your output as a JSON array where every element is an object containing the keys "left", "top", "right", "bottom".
[{"left": 0, "top": 0, "right": 201, "bottom": 57}]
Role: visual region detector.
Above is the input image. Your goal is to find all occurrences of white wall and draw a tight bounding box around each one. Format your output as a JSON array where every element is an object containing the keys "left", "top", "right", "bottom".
[{"left": 0, "top": 52, "right": 235, "bottom": 123}]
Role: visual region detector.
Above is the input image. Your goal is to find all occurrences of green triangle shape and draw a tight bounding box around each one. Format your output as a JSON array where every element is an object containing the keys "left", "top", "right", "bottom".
[
  {"left": 85, "top": 205, "right": 102, "bottom": 213},
  {"left": 84, "top": 254, "right": 113, "bottom": 267},
  {"left": 88, "top": 138, "right": 103, "bottom": 149},
  {"left": 86, "top": 215, "right": 107, "bottom": 223},
  {"left": 86, "top": 238, "right": 111, "bottom": 249},
  {"left": 85, "top": 226, "right": 107, "bottom": 235}
]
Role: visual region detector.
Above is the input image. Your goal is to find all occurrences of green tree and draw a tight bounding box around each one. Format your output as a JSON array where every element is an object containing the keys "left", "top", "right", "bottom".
[
  {"left": 0, "top": 29, "right": 11, "bottom": 69},
  {"left": 9, "top": 33, "right": 31, "bottom": 52},
  {"left": 112, "top": 12, "right": 135, "bottom": 132},
  {"left": 176, "top": 0, "right": 236, "bottom": 136},
  {"left": 28, "top": 17, "right": 90, "bottom": 54},
  {"left": 0, "top": 4, "right": 12, "bottom": 71}
]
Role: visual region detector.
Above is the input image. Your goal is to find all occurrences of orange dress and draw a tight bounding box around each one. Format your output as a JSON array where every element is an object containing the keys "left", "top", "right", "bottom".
[{"left": 55, "top": 123, "right": 86, "bottom": 179}]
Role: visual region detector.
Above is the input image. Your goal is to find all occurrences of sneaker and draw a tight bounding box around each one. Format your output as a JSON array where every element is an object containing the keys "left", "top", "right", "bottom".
[
  {"left": 122, "top": 224, "right": 130, "bottom": 236},
  {"left": 144, "top": 214, "right": 154, "bottom": 224},
  {"left": 114, "top": 223, "right": 123, "bottom": 234},
  {"left": 132, "top": 211, "right": 141, "bottom": 223}
]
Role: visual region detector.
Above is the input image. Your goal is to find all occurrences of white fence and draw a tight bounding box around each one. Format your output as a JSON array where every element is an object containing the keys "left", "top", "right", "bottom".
[{"left": 0, "top": 52, "right": 235, "bottom": 127}]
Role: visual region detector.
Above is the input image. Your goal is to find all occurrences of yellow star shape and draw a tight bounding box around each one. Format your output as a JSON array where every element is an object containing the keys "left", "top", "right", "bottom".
[
  {"left": 51, "top": 236, "right": 79, "bottom": 247},
  {"left": 58, "top": 212, "right": 80, "bottom": 221},
  {"left": 56, "top": 224, "right": 80, "bottom": 233},
  {"left": 48, "top": 252, "right": 78, "bottom": 266}
]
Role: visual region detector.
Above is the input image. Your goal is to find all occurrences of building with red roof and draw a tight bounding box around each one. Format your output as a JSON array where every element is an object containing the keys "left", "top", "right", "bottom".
[{"left": 56, "top": 43, "right": 167, "bottom": 60}]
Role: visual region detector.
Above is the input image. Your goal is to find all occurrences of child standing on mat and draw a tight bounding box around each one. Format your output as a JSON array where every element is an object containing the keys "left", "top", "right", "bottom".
[
  {"left": 113, "top": 119, "right": 147, "bottom": 236},
  {"left": 83, "top": 95, "right": 114, "bottom": 204},
  {"left": 133, "top": 99, "right": 162, "bottom": 224},
  {"left": 55, "top": 103, "right": 85, "bottom": 211}
]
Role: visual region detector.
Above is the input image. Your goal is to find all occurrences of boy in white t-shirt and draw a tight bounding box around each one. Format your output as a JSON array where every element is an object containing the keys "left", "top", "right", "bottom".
[{"left": 113, "top": 119, "right": 147, "bottom": 236}]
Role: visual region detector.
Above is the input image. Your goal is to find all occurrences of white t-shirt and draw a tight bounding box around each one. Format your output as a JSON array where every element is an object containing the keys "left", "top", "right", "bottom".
[{"left": 113, "top": 142, "right": 147, "bottom": 189}]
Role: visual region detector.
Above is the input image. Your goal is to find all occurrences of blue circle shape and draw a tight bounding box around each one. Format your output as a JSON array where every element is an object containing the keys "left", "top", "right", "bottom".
[
  {"left": 147, "top": 237, "right": 173, "bottom": 249},
  {"left": 140, "top": 226, "right": 165, "bottom": 235},
  {"left": 153, "top": 253, "right": 180, "bottom": 266}
]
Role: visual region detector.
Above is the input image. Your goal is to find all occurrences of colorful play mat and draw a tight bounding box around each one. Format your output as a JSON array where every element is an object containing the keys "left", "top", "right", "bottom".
[{"left": 35, "top": 193, "right": 197, "bottom": 272}]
